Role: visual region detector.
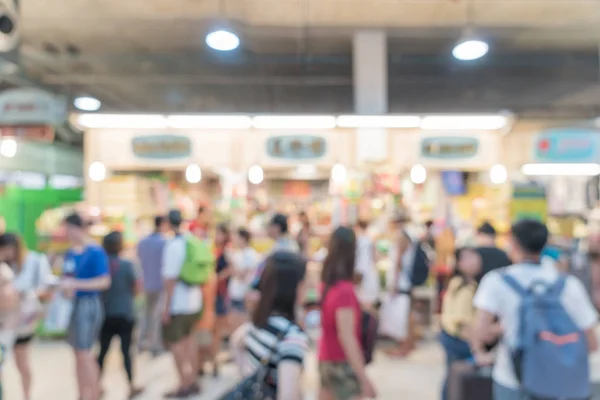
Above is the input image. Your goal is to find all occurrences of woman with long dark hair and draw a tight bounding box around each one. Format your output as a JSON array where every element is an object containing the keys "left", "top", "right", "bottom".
[
  {"left": 319, "top": 227, "right": 376, "bottom": 400},
  {"left": 231, "top": 251, "right": 309, "bottom": 400},
  {"left": 97, "top": 231, "right": 143, "bottom": 399},
  {"left": 439, "top": 247, "right": 481, "bottom": 400},
  {"left": 0, "top": 233, "right": 55, "bottom": 400}
]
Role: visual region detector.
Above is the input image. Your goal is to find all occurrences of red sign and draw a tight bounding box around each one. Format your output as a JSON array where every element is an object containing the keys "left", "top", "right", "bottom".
[{"left": 0, "top": 125, "right": 54, "bottom": 142}]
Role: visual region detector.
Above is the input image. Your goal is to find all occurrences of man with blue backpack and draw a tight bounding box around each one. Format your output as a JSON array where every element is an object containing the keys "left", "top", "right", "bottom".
[{"left": 472, "top": 219, "right": 598, "bottom": 400}]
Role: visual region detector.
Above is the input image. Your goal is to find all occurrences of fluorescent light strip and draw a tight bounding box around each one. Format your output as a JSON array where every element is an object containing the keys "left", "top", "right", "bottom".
[
  {"left": 167, "top": 115, "right": 252, "bottom": 129},
  {"left": 252, "top": 115, "right": 336, "bottom": 130},
  {"left": 77, "top": 114, "right": 168, "bottom": 129},
  {"left": 521, "top": 163, "right": 600, "bottom": 177},
  {"left": 420, "top": 115, "right": 507, "bottom": 130},
  {"left": 337, "top": 115, "right": 421, "bottom": 128}
]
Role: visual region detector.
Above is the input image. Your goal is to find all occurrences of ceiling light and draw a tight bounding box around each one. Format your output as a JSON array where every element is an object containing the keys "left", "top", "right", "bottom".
[
  {"left": 453, "top": 39, "right": 489, "bottom": 61},
  {"left": 521, "top": 163, "right": 600, "bottom": 177},
  {"left": 420, "top": 115, "right": 507, "bottom": 130},
  {"left": 185, "top": 164, "right": 202, "bottom": 183},
  {"left": 248, "top": 165, "right": 264, "bottom": 185},
  {"left": 88, "top": 161, "right": 106, "bottom": 182},
  {"left": 0, "top": 138, "right": 16, "bottom": 157},
  {"left": 76, "top": 114, "right": 168, "bottom": 129},
  {"left": 206, "top": 29, "right": 240, "bottom": 51},
  {"left": 410, "top": 164, "right": 427, "bottom": 184},
  {"left": 167, "top": 115, "right": 252, "bottom": 129},
  {"left": 336, "top": 115, "right": 421, "bottom": 128},
  {"left": 252, "top": 116, "right": 336, "bottom": 130},
  {"left": 331, "top": 164, "right": 347, "bottom": 184},
  {"left": 490, "top": 164, "right": 507, "bottom": 184},
  {"left": 74, "top": 96, "right": 101, "bottom": 112}
]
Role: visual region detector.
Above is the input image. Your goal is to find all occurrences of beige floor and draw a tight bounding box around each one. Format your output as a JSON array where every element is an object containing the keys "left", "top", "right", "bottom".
[{"left": 2, "top": 340, "right": 445, "bottom": 400}]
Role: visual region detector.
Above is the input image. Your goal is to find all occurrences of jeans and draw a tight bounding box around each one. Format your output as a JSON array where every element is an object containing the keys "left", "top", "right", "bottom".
[
  {"left": 440, "top": 330, "right": 473, "bottom": 400},
  {"left": 493, "top": 382, "right": 525, "bottom": 400}
]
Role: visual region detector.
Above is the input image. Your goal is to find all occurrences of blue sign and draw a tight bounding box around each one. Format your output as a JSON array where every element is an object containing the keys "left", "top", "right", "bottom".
[
  {"left": 420, "top": 137, "right": 479, "bottom": 159},
  {"left": 533, "top": 128, "right": 600, "bottom": 163},
  {"left": 132, "top": 135, "right": 191, "bottom": 159},
  {"left": 266, "top": 135, "right": 326, "bottom": 160}
]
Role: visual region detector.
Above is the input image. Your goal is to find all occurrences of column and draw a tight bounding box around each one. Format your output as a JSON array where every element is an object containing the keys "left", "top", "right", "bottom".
[{"left": 353, "top": 30, "right": 388, "bottom": 163}]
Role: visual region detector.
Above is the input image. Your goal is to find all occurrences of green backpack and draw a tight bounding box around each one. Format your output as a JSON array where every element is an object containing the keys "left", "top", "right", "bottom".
[{"left": 179, "top": 235, "right": 214, "bottom": 285}]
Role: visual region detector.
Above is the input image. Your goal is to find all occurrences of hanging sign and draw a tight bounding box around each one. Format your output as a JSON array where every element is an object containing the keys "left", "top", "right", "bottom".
[
  {"left": 131, "top": 135, "right": 192, "bottom": 159},
  {"left": 420, "top": 137, "right": 479, "bottom": 159},
  {"left": 0, "top": 88, "right": 67, "bottom": 125},
  {"left": 533, "top": 128, "right": 600, "bottom": 163},
  {"left": 0, "top": 125, "right": 54, "bottom": 142},
  {"left": 266, "top": 135, "right": 327, "bottom": 160},
  {"left": 510, "top": 183, "right": 547, "bottom": 223}
]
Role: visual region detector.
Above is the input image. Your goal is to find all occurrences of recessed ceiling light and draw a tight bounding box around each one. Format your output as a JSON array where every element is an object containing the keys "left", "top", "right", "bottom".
[
  {"left": 74, "top": 96, "right": 101, "bottom": 111},
  {"left": 452, "top": 39, "right": 489, "bottom": 61},
  {"left": 206, "top": 30, "right": 240, "bottom": 52}
]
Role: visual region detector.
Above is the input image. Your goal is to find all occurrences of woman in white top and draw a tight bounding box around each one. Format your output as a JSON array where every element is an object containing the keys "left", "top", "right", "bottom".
[
  {"left": 228, "top": 228, "right": 258, "bottom": 331},
  {"left": 354, "top": 220, "right": 379, "bottom": 310},
  {"left": 0, "top": 233, "right": 56, "bottom": 400}
]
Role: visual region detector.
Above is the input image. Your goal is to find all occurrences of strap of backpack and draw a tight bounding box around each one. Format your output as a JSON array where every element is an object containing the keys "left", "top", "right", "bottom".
[
  {"left": 549, "top": 275, "right": 568, "bottom": 297},
  {"left": 502, "top": 273, "right": 528, "bottom": 297}
]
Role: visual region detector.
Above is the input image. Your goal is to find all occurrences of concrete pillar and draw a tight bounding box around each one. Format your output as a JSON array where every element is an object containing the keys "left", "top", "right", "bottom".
[{"left": 353, "top": 30, "right": 388, "bottom": 163}]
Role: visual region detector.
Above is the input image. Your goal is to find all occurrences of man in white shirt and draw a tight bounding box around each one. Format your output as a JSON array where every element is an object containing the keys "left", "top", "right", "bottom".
[
  {"left": 161, "top": 210, "right": 202, "bottom": 398},
  {"left": 472, "top": 219, "right": 598, "bottom": 399},
  {"left": 354, "top": 220, "right": 379, "bottom": 310}
]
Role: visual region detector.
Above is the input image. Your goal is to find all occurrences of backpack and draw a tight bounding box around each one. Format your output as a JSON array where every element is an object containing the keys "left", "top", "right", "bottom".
[
  {"left": 502, "top": 273, "right": 591, "bottom": 399},
  {"left": 179, "top": 235, "right": 214, "bottom": 286},
  {"left": 360, "top": 310, "right": 378, "bottom": 365},
  {"left": 410, "top": 241, "right": 430, "bottom": 287}
]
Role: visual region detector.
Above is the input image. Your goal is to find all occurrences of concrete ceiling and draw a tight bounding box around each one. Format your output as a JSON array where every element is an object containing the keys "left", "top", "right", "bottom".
[{"left": 15, "top": 0, "right": 600, "bottom": 116}]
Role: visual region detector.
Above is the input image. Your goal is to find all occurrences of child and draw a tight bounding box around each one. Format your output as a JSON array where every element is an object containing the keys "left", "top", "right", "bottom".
[{"left": 439, "top": 248, "right": 482, "bottom": 400}]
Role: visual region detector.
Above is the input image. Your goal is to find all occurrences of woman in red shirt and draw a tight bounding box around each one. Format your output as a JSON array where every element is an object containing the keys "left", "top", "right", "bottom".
[{"left": 319, "top": 227, "right": 377, "bottom": 400}]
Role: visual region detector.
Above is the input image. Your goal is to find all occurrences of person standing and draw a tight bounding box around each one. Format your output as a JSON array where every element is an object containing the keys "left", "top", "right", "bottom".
[
  {"left": 60, "top": 213, "right": 111, "bottom": 400},
  {"left": 189, "top": 206, "right": 209, "bottom": 240},
  {"left": 0, "top": 233, "right": 56, "bottom": 400},
  {"left": 97, "top": 232, "right": 143, "bottom": 399},
  {"left": 319, "top": 227, "right": 376, "bottom": 400},
  {"left": 0, "top": 262, "right": 19, "bottom": 400},
  {"left": 137, "top": 215, "right": 168, "bottom": 355},
  {"left": 228, "top": 228, "right": 258, "bottom": 331},
  {"left": 296, "top": 211, "right": 311, "bottom": 257},
  {"left": 475, "top": 221, "right": 512, "bottom": 280},
  {"left": 161, "top": 210, "right": 202, "bottom": 398},
  {"left": 354, "top": 220, "right": 379, "bottom": 311}
]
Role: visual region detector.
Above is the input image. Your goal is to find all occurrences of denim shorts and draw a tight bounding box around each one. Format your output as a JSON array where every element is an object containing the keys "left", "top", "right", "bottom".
[
  {"left": 68, "top": 295, "right": 104, "bottom": 351},
  {"left": 230, "top": 299, "right": 246, "bottom": 312},
  {"left": 215, "top": 295, "right": 229, "bottom": 317},
  {"left": 493, "top": 382, "right": 525, "bottom": 400}
]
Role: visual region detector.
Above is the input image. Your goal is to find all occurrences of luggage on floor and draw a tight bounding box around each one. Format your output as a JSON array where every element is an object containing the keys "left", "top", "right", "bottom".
[{"left": 447, "top": 361, "right": 493, "bottom": 400}]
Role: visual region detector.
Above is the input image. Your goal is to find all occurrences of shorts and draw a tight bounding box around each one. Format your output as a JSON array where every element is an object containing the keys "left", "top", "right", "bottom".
[
  {"left": 15, "top": 334, "right": 34, "bottom": 346},
  {"left": 68, "top": 295, "right": 104, "bottom": 351},
  {"left": 319, "top": 362, "right": 361, "bottom": 400},
  {"left": 162, "top": 312, "right": 201, "bottom": 346},
  {"left": 215, "top": 295, "right": 229, "bottom": 317},
  {"left": 230, "top": 299, "right": 246, "bottom": 312}
]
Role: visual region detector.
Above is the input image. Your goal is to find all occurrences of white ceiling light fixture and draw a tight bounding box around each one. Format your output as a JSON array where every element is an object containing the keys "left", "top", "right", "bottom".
[
  {"left": 206, "top": 29, "right": 240, "bottom": 51},
  {"left": 88, "top": 161, "right": 106, "bottom": 182},
  {"left": 248, "top": 165, "right": 264, "bottom": 185},
  {"left": 331, "top": 163, "right": 347, "bottom": 184},
  {"left": 167, "top": 115, "right": 252, "bottom": 129},
  {"left": 0, "top": 138, "right": 16, "bottom": 157},
  {"left": 490, "top": 164, "right": 507, "bottom": 184},
  {"left": 76, "top": 114, "right": 168, "bottom": 129},
  {"left": 185, "top": 164, "right": 202, "bottom": 183},
  {"left": 453, "top": 39, "right": 489, "bottom": 61},
  {"left": 252, "top": 115, "right": 336, "bottom": 130},
  {"left": 336, "top": 115, "right": 421, "bottom": 128},
  {"left": 420, "top": 115, "right": 507, "bottom": 130},
  {"left": 410, "top": 164, "right": 427, "bottom": 184},
  {"left": 74, "top": 96, "right": 101, "bottom": 112},
  {"left": 521, "top": 163, "right": 600, "bottom": 177}
]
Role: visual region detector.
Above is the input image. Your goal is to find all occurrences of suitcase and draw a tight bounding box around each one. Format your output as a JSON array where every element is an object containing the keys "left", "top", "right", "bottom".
[{"left": 447, "top": 360, "right": 494, "bottom": 400}]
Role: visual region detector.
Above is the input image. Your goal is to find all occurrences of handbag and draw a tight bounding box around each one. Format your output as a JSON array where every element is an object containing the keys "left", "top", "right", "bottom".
[
  {"left": 218, "top": 324, "right": 292, "bottom": 400},
  {"left": 43, "top": 291, "right": 73, "bottom": 334}
]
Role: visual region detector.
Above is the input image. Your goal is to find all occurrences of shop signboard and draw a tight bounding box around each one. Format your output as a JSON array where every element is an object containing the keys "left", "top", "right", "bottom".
[
  {"left": 533, "top": 128, "right": 600, "bottom": 163},
  {"left": 0, "top": 125, "right": 55, "bottom": 142},
  {"left": 0, "top": 88, "right": 67, "bottom": 125},
  {"left": 131, "top": 135, "right": 192, "bottom": 159},
  {"left": 420, "top": 137, "right": 479, "bottom": 159},
  {"left": 510, "top": 183, "right": 547, "bottom": 223},
  {"left": 266, "top": 135, "right": 327, "bottom": 160}
]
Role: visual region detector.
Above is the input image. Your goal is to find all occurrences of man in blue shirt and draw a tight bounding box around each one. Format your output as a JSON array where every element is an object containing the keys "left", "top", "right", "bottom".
[
  {"left": 60, "top": 213, "right": 110, "bottom": 400},
  {"left": 137, "top": 215, "right": 168, "bottom": 355}
]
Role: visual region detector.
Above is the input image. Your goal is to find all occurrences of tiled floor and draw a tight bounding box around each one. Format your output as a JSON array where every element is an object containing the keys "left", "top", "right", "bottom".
[{"left": 2, "top": 339, "right": 444, "bottom": 400}]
